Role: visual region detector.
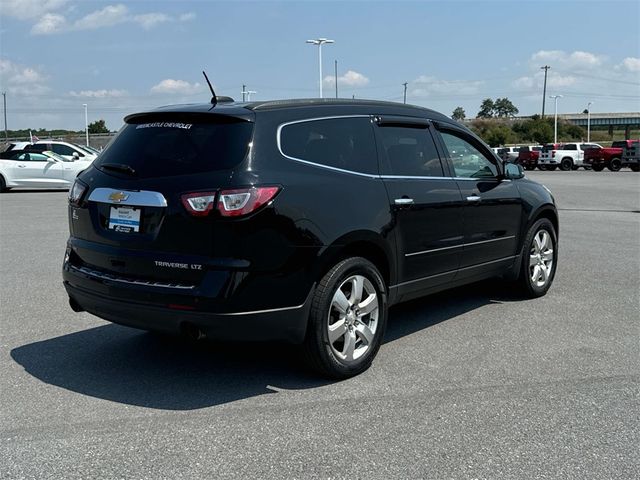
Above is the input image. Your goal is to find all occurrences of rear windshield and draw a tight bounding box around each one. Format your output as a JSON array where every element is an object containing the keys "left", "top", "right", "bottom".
[
  {"left": 518, "top": 146, "right": 529, "bottom": 153},
  {"left": 95, "top": 115, "right": 253, "bottom": 178},
  {"left": 542, "top": 145, "right": 557, "bottom": 152},
  {"left": 611, "top": 141, "right": 627, "bottom": 148}
]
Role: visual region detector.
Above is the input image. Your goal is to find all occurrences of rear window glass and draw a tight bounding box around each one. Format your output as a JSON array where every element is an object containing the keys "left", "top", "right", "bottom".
[
  {"left": 518, "top": 147, "right": 529, "bottom": 153},
  {"left": 542, "top": 145, "right": 556, "bottom": 152},
  {"left": 279, "top": 117, "right": 377, "bottom": 174},
  {"left": 611, "top": 141, "right": 627, "bottom": 148},
  {"left": 564, "top": 144, "right": 577, "bottom": 150},
  {"left": 95, "top": 115, "right": 253, "bottom": 178}
]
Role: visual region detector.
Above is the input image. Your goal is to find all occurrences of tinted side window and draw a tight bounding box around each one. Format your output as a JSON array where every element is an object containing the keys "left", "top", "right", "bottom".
[
  {"left": 17, "top": 153, "right": 48, "bottom": 162},
  {"left": 564, "top": 144, "right": 577, "bottom": 151},
  {"left": 51, "top": 144, "right": 79, "bottom": 156},
  {"left": 377, "top": 126, "right": 443, "bottom": 177},
  {"left": 280, "top": 117, "right": 377, "bottom": 174},
  {"left": 439, "top": 130, "right": 498, "bottom": 178},
  {"left": 25, "top": 144, "right": 47, "bottom": 152}
]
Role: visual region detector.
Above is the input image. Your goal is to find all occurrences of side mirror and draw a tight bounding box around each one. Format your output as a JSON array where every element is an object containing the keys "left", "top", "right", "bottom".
[
  {"left": 72, "top": 152, "right": 80, "bottom": 160},
  {"left": 504, "top": 163, "right": 525, "bottom": 179}
]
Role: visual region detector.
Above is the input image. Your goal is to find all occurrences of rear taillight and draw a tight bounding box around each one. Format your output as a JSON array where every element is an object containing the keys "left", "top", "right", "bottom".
[
  {"left": 68, "top": 180, "right": 87, "bottom": 206},
  {"left": 181, "top": 192, "right": 217, "bottom": 217},
  {"left": 551, "top": 150, "right": 556, "bottom": 156},
  {"left": 218, "top": 186, "right": 280, "bottom": 217}
]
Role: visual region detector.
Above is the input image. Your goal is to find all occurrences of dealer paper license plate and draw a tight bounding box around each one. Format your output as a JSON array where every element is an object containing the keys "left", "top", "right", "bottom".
[{"left": 108, "top": 206, "right": 141, "bottom": 233}]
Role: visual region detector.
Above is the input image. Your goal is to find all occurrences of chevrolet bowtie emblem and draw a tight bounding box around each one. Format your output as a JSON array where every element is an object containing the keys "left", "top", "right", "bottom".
[{"left": 108, "top": 191, "right": 129, "bottom": 203}]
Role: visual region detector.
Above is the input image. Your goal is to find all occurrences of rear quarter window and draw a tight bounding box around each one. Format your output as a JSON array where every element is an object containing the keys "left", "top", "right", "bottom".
[{"left": 279, "top": 117, "right": 377, "bottom": 174}]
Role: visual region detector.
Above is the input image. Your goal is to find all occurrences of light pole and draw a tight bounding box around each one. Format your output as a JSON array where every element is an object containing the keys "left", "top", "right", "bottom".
[
  {"left": 83, "top": 103, "right": 89, "bottom": 146},
  {"left": 241, "top": 87, "right": 256, "bottom": 101},
  {"left": 549, "top": 95, "right": 563, "bottom": 144},
  {"left": 306, "top": 38, "right": 334, "bottom": 98},
  {"left": 586, "top": 101, "right": 593, "bottom": 142}
]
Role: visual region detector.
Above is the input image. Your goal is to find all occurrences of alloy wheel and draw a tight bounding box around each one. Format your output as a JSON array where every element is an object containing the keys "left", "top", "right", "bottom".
[
  {"left": 327, "top": 275, "right": 379, "bottom": 363},
  {"left": 529, "top": 230, "right": 554, "bottom": 288}
]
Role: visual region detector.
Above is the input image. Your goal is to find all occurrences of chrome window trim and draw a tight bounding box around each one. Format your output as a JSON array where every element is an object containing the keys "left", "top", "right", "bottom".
[
  {"left": 88, "top": 188, "right": 168, "bottom": 207},
  {"left": 276, "top": 115, "right": 378, "bottom": 178},
  {"left": 380, "top": 175, "right": 451, "bottom": 181},
  {"left": 405, "top": 235, "right": 516, "bottom": 258},
  {"left": 389, "top": 255, "right": 516, "bottom": 289}
]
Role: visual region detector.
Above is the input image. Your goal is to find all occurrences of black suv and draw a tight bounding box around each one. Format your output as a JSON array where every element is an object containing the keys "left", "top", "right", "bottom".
[{"left": 63, "top": 99, "right": 559, "bottom": 378}]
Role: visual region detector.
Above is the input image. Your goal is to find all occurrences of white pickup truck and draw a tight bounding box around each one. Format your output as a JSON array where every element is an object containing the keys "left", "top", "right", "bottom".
[{"left": 538, "top": 142, "right": 602, "bottom": 171}]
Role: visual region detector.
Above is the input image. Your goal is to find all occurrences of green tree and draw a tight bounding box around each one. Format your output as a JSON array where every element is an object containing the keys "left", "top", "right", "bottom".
[
  {"left": 88, "top": 119, "right": 109, "bottom": 134},
  {"left": 452, "top": 106, "right": 466, "bottom": 121},
  {"left": 494, "top": 97, "right": 519, "bottom": 117},
  {"left": 477, "top": 98, "right": 495, "bottom": 118}
]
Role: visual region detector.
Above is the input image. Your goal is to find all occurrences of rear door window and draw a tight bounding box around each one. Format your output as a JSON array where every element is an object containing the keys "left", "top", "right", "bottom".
[
  {"left": 564, "top": 144, "right": 577, "bottom": 150},
  {"left": 95, "top": 115, "right": 254, "bottom": 178},
  {"left": 279, "top": 117, "right": 377, "bottom": 174},
  {"left": 51, "top": 144, "right": 81, "bottom": 157},
  {"left": 376, "top": 126, "right": 444, "bottom": 177}
]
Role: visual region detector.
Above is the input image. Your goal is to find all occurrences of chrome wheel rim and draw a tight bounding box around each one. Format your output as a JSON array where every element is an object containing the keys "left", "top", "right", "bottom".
[
  {"left": 327, "top": 275, "right": 379, "bottom": 363},
  {"left": 529, "top": 230, "right": 554, "bottom": 288}
]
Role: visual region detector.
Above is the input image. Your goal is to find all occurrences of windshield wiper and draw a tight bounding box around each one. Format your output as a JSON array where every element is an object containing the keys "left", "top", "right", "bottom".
[{"left": 100, "top": 163, "right": 136, "bottom": 175}]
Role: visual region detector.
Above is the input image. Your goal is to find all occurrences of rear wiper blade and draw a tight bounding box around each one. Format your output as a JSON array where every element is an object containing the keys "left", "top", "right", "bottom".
[{"left": 100, "top": 163, "right": 136, "bottom": 175}]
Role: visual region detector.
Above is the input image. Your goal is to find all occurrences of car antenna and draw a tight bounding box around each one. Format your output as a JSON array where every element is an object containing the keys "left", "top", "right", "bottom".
[{"left": 202, "top": 71, "right": 217, "bottom": 107}]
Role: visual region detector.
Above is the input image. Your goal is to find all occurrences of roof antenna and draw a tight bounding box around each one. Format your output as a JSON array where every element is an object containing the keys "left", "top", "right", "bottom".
[{"left": 202, "top": 71, "right": 217, "bottom": 107}]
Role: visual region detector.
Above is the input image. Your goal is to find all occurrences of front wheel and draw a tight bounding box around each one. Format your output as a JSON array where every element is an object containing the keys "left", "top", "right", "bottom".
[
  {"left": 303, "top": 257, "right": 387, "bottom": 379},
  {"left": 517, "top": 218, "right": 558, "bottom": 298},
  {"left": 592, "top": 165, "right": 604, "bottom": 172}
]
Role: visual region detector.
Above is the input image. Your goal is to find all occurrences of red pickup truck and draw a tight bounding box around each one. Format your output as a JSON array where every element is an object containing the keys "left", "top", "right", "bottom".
[
  {"left": 583, "top": 140, "right": 639, "bottom": 172},
  {"left": 516, "top": 145, "right": 542, "bottom": 170}
]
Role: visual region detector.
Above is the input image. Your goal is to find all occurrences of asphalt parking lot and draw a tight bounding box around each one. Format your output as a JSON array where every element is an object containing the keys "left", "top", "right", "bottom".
[{"left": 1, "top": 170, "right": 638, "bottom": 479}]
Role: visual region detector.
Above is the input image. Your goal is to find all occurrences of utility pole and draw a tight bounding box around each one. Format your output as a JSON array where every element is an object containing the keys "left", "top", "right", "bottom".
[
  {"left": 586, "top": 101, "right": 593, "bottom": 142},
  {"left": 242, "top": 84, "right": 246, "bottom": 102},
  {"left": 402, "top": 82, "right": 408, "bottom": 104},
  {"left": 83, "top": 103, "right": 89, "bottom": 147},
  {"left": 334, "top": 60, "right": 338, "bottom": 98},
  {"left": 2, "top": 92, "right": 7, "bottom": 141},
  {"left": 540, "top": 65, "right": 551, "bottom": 118}
]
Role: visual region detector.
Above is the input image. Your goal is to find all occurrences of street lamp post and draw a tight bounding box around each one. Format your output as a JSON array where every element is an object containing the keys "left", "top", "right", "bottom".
[
  {"left": 83, "top": 103, "right": 89, "bottom": 147},
  {"left": 586, "top": 101, "right": 593, "bottom": 142},
  {"left": 306, "top": 38, "right": 334, "bottom": 98},
  {"left": 549, "top": 95, "right": 563, "bottom": 144}
]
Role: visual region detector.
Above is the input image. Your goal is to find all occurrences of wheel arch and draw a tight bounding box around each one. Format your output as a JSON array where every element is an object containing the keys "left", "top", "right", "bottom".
[{"left": 313, "top": 230, "right": 395, "bottom": 290}]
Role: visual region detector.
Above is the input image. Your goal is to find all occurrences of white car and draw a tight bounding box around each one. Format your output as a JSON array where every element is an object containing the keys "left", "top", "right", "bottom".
[
  {"left": 0, "top": 150, "right": 92, "bottom": 191},
  {"left": 6, "top": 140, "right": 97, "bottom": 162},
  {"left": 538, "top": 142, "right": 602, "bottom": 171}
]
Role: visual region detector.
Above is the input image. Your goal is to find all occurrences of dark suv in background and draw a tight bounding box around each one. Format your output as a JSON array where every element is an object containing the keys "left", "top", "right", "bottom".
[{"left": 63, "top": 98, "right": 559, "bottom": 378}]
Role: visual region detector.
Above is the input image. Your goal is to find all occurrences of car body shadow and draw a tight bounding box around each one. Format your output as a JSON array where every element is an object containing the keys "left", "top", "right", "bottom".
[{"left": 11, "top": 281, "right": 523, "bottom": 410}]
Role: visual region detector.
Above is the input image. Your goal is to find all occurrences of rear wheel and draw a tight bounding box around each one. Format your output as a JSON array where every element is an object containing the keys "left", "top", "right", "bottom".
[
  {"left": 517, "top": 218, "right": 558, "bottom": 298},
  {"left": 547, "top": 165, "right": 557, "bottom": 171},
  {"left": 0, "top": 175, "right": 7, "bottom": 193},
  {"left": 608, "top": 158, "right": 621, "bottom": 171},
  {"left": 303, "top": 257, "right": 387, "bottom": 379},
  {"left": 538, "top": 165, "right": 547, "bottom": 171},
  {"left": 631, "top": 165, "right": 640, "bottom": 172},
  {"left": 560, "top": 158, "right": 573, "bottom": 171},
  {"left": 592, "top": 165, "right": 604, "bottom": 172}
]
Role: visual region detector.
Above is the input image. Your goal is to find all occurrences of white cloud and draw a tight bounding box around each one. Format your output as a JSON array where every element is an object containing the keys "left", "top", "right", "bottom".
[
  {"left": 150, "top": 79, "right": 203, "bottom": 95},
  {"left": 0, "top": 0, "right": 69, "bottom": 20},
  {"left": 0, "top": 58, "right": 49, "bottom": 95},
  {"left": 179, "top": 12, "right": 196, "bottom": 22},
  {"left": 620, "top": 57, "right": 640, "bottom": 72},
  {"left": 323, "top": 70, "right": 370, "bottom": 88},
  {"left": 512, "top": 71, "right": 576, "bottom": 92},
  {"left": 133, "top": 13, "right": 171, "bottom": 30},
  {"left": 410, "top": 76, "right": 483, "bottom": 97},
  {"left": 31, "top": 13, "right": 67, "bottom": 35},
  {"left": 69, "top": 89, "right": 127, "bottom": 98},
  {"left": 530, "top": 50, "right": 605, "bottom": 70},
  {"left": 26, "top": 3, "right": 192, "bottom": 35},
  {"left": 73, "top": 4, "right": 128, "bottom": 30}
]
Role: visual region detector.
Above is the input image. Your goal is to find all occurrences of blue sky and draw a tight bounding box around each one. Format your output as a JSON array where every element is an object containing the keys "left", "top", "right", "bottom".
[{"left": 1, "top": 0, "right": 639, "bottom": 131}]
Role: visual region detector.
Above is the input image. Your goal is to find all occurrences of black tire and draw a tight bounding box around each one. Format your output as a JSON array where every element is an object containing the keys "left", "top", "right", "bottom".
[
  {"left": 0, "top": 175, "right": 7, "bottom": 193},
  {"left": 631, "top": 165, "right": 640, "bottom": 172},
  {"left": 517, "top": 218, "right": 558, "bottom": 298},
  {"left": 608, "top": 158, "right": 621, "bottom": 172},
  {"left": 592, "top": 165, "right": 604, "bottom": 172},
  {"left": 524, "top": 165, "right": 534, "bottom": 171},
  {"left": 547, "top": 165, "right": 557, "bottom": 171},
  {"left": 560, "top": 158, "right": 573, "bottom": 171},
  {"left": 303, "top": 257, "right": 388, "bottom": 379},
  {"left": 538, "top": 165, "right": 547, "bottom": 171}
]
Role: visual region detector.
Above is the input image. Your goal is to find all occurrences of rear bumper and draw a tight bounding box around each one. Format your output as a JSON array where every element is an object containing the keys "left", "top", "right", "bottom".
[{"left": 63, "top": 275, "right": 313, "bottom": 343}]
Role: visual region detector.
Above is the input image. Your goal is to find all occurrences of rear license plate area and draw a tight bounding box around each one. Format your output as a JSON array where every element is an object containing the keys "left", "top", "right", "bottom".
[{"left": 108, "top": 206, "right": 141, "bottom": 233}]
